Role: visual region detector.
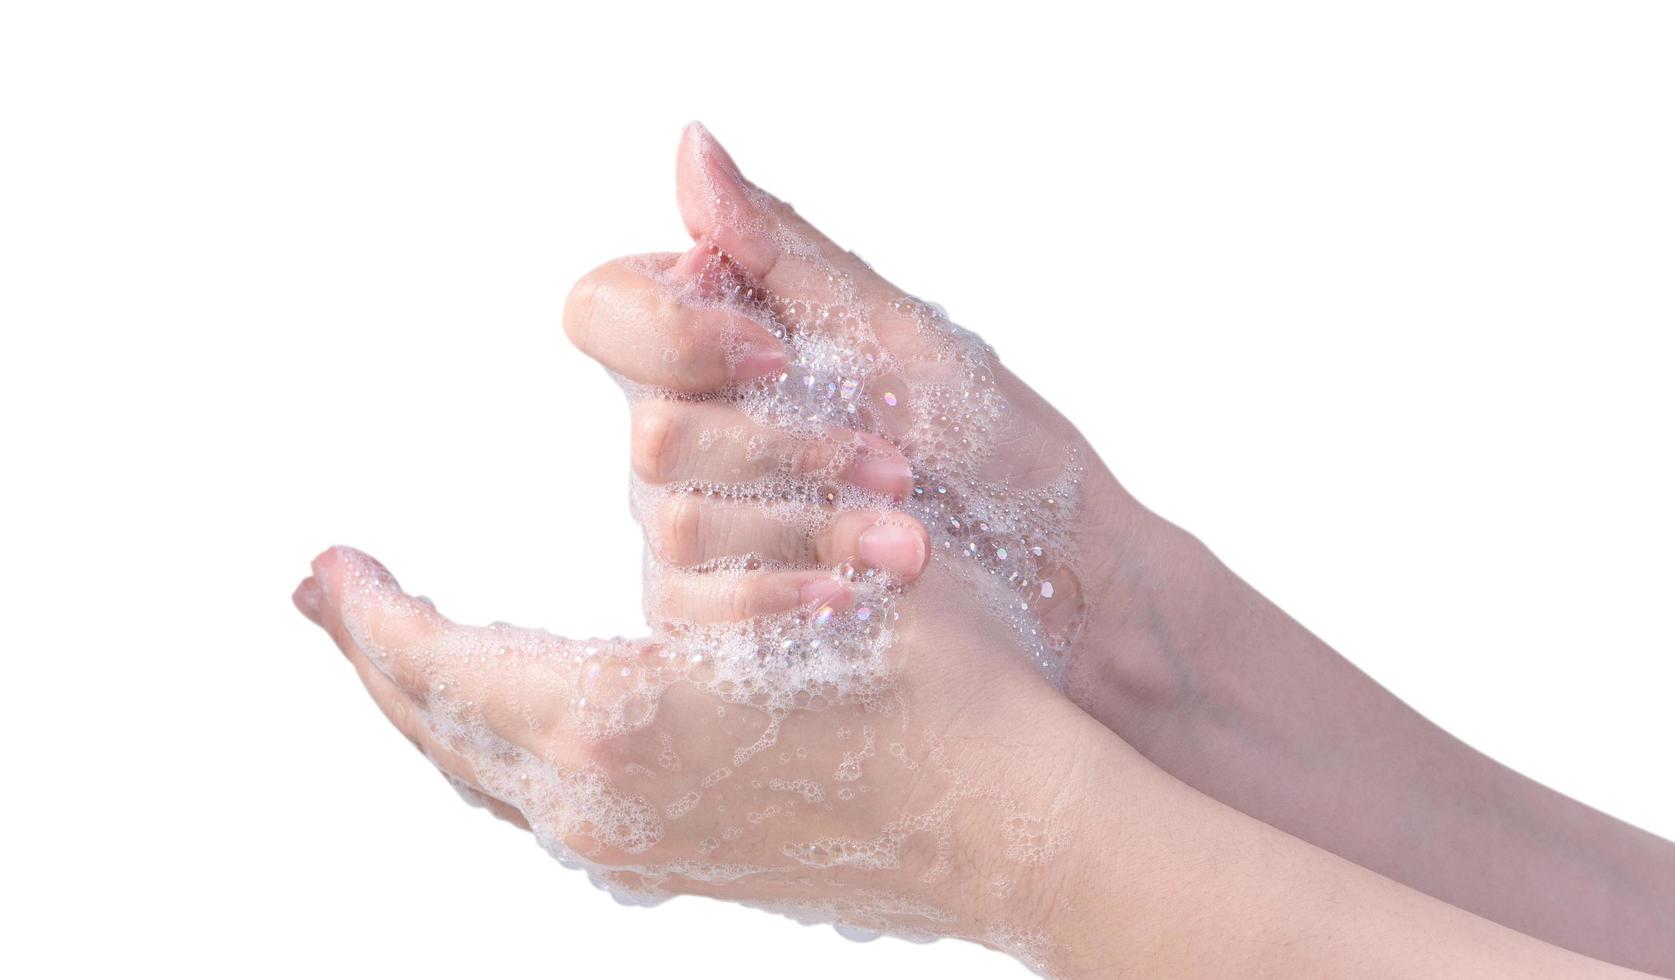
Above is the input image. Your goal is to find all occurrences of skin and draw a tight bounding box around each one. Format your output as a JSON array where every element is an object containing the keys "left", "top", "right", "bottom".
[
  {"left": 294, "top": 123, "right": 1672, "bottom": 976},
  {"left": 1074, "top": 515, "right": 1675, "bottom": 976}
]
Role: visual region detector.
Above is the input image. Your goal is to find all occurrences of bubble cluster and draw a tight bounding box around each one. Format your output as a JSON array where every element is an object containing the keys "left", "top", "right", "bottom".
[{"left": 623, "top": 235, "right": 1090, "bottom": 685}]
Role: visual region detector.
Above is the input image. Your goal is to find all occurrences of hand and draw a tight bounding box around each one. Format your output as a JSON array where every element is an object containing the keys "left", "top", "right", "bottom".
[
  {"left": 570, "top": 123, "right": 1675, "bottom": 979},
  {"left": 563, "top": 124, "right": 1146, "bottom": 689},
  {"left": 295, "top": 123, "right": 1658, "bottom": 980},
  {"left": 290, "top": 124, "right": 1139, "bottom": 966}
]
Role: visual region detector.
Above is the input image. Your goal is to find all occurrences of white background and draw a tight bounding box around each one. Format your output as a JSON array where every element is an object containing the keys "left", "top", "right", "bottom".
[{"left": 3, "top": 2, "right": 1671, "bottom": 976}]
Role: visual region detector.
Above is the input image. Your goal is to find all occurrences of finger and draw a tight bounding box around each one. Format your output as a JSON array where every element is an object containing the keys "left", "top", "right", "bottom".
[
  {"left": 673, "top": 124, "right": 943, "bottom": 360},
  {"left": 303, "top": 547, "right": 664, "bottom": 751},
  {"left": 563, "top": 256, "right": 785, "bottom": 392},
  {"left": 443, "top": 774, "right": 532, "bottom": 829},
  {"left": 299, "top": 560, "right": 509, "bottom": 744},
  {"left": 346, "top": 650, "right": 531, "bottom": 829},
  {"left": 306, "top": 546, "right": 457, "bottom": 697},
  {"left": 305, "top": 547, "right": 571, "bottom": 750},
  {"left": 630, "top": 399, "right": 912, "bottom": 497},
  {"left": 645, "top": 567, "right": 852, "bottom": 626},
  {"left": 675, "top": 122, "right": 879, "bottom": 301},
  {"left": 296, "top": 574, "right": 531, "bottom": 830},
  {"left": 649, "top": 499, "right": 930, "bottom": 579}
]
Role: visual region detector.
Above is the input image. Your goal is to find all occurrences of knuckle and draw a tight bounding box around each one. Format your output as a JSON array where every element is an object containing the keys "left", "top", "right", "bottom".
[
  {"left": 794, "top": 435, "right": 840, "bottom": 480},
  {"left": 670, "top": 325, "right": 728, "bottom": 391},
  {"left": 656, "top": 495, "right": 704, "bottom": 565},
  {"left": 785, "top": 520, "right": 818, "bottom": 566},
  {"left": 561, "top": 266, "right": 607, "bottom": 350},
  {"left": 812, "top": 512, "right": 852, "bottom": 567},
  {"left": 565, "top": 730, "right": 615, "bottom": 770},
  {"left": 381, "top": 690, "right": 419, "bottom": 736},
  {"left": 732, "top": 578, "right": 767, "bottom": 621},
  {"left": 630, "top": 402, "right": 682, "bottom": 482}
]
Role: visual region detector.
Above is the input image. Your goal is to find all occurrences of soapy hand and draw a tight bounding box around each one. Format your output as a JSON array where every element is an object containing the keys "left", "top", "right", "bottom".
[
  {"left": 291, "top": 123, "right": 1139, "bottom": 971},
  {"left": 293, "top": 124, "right": 1670, "bottom": 980}
]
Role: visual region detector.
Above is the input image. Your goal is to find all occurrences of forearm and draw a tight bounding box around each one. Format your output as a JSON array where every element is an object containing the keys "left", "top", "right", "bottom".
[
  {"left": 1049, "top": 734, "right": 1646, "bottom": 979},
  {"left": 1073, "top": 513, "right": 1675, "bottom": 974}
]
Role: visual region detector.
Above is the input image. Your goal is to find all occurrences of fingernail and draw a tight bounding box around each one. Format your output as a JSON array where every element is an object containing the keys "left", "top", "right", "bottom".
[
  {"left": 799, "top": 577, "right": 848, "bottom": 610},
  {"left": 851, "top": 454, "right": 912, "bottom": 496},
  {"left": 732, "top": 345, "right": 786, "bottom": 383},
  {"left": 858, "top": 523, "right": 928, "bottom": 576}
]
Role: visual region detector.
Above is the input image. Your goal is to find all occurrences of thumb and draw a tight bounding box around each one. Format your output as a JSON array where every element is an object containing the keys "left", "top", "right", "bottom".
[
  {"left": 674, "top": 121, "right": 886, "bottom": 300},
  {"left": 298, "top": 546, "right": 662, "bottom": 754}
]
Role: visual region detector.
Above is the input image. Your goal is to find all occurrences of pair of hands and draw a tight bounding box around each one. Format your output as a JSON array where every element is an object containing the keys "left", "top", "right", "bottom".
[{"left": 294, "top": 123, "right": 1137, "bottom": 966}]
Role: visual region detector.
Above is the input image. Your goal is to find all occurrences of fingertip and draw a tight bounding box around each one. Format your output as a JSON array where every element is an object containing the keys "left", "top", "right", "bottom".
[
  {"left": 682, "top": 121, "right": 744, "bottom": 185},
  {"left": 561, "top": 264, "right": 602, "bottom": 350},
  {"left": 308, "top": 545, "right": 349, "bottom": 591},
  {"left": 292, "top": 576, "right": 324, "bottom": 625},
  {"left": 306, "top": 545, "right": 432, "bottom": 646},
  {"left": 312, "top": 545, "right": 398, "bottom": 597},
  {"left": 676, "top": 121, "right": 729, "bottom": 241},
  {"left": 675, "top": 123, "right": 780, "bottom": 279}
]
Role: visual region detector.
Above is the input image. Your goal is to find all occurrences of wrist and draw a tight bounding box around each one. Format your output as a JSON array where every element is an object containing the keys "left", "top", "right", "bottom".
[
  {"left": 920, "top": 667, "right": 1138, "bottom": 975},
  {"left": 1065, "top": 494, "right": 1246, "bottom": 735},
  {"left": 956, "top": 723, "right": 1131, "bottom": 977}
]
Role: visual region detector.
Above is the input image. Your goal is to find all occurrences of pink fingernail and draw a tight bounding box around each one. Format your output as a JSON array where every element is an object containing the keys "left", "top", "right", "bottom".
[
  {"left": 858, "top": 523, "right": 928, "bottom": 576},
  {"left": 799, "top": 578, "right": 848, "bottom": 609},
  {"left": 852, "top": 454, "right": 913, "bottom": 496},
  {"left": 732, "top": 346, "right": 786, "bottom": 383}
]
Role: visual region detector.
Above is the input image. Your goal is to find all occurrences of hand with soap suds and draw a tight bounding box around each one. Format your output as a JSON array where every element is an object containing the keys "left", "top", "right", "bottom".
[
  {"left": 578, "top": 124, "right": 1675, "bottom": 975},
  {"left": 293, "top": 125, "right": 1665, "bottom": 979}
]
